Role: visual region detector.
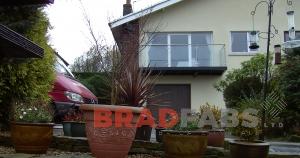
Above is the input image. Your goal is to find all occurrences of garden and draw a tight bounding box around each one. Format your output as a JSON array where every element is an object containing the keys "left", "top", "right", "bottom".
[{"left": 0, "top": 2, "right": 300, "bottom": 158}]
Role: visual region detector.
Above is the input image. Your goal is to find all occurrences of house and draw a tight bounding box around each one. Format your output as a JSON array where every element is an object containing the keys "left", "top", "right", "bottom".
[{"left": 109, "top": 0, "right": 300, "bottom": 114}]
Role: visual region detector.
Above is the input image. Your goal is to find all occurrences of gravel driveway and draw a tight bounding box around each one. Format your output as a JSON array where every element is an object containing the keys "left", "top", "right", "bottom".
[{"left": 0, "top": 146, "right": 156, "bottom": 158}]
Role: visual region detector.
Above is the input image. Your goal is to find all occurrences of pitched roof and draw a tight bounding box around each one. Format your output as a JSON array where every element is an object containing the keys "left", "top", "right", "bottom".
[{"left": 109, "top": 0, "right": 183, "bottom": 28}]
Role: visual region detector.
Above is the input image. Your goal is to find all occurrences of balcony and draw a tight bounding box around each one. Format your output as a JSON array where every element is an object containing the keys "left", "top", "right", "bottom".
[{"left": 140, "top": 44, "right": 227, "bottom": 75}]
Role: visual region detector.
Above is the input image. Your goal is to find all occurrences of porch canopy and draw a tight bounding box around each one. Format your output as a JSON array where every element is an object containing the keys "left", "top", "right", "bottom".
[
  {"left": 0, "top": 24, "right": 44, "bottom": 59},
  {"left": 0, "top": 0, "right": 54, "bottom": 5}
]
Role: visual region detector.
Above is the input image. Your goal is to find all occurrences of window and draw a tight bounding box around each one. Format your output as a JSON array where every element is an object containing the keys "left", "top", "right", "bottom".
[
  {"left": 147, "top": 32, "right": 213, "bottom": 67},
  {"left": 231, "top": 31, "right": 259, "bottom": 53},
  {"left": 284, "top": 31, "right": 300, "bottom": 42},
  {"left": 148, "top": 33, "right": 168, "bottom": 67}
]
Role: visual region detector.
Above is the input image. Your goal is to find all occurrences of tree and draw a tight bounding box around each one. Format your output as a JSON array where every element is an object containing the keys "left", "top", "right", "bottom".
[
  {"left": 71, "top": 45, "right": 112, "bottom": 73},
  {"left": 215, "top": 54, "right": 277, "bottom": 108},
  {"left": 279, "top": 47, "right": 300, "bottom": 132}
]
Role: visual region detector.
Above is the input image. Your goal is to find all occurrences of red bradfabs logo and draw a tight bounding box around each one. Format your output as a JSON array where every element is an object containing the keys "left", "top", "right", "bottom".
[
  {"left": 93, "top": 107, "right": 284, "bottom": 129},
  {"left": 94, "top": 108, "right": 179, "bottom": 129}
]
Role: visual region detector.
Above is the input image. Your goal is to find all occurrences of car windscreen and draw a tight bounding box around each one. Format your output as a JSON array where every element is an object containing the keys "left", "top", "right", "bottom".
[{"left": 55, "top": 59, "right": 75, "bottom": 78}]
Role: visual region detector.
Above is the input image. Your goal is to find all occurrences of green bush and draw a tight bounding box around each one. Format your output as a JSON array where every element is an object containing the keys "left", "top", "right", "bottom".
[
  {"left": 73, "top": 72, "right": 110, "bottom": 104},
  {"left": 289, "top": 135, "right": 300, "bottom": 142},
  {"left": 215, "top": 54, "right": 276, "bottom": 108},
  {"left": 223, "top": 77, "right": 263, "bottom": 108},
  {"left": 0, "top": 6, "right": 55, "bottom": 127},
  {"left": 279, "top": 48, "right": 300, "bottom": 132}
]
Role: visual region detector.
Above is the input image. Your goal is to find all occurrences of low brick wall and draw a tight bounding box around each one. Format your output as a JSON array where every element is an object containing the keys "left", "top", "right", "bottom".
[
  {"left": 1, "top": 135, "right": 300, "bottom": 158},
  {"left": 50, "top": 136, "right": 228, "bottom": 157}
]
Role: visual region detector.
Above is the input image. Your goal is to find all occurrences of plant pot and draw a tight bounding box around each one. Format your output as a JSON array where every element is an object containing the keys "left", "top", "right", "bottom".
[
  {"left": 10, "top": 122, "right": 54, "bottom": 154},
  {"left": 229, "top": 140, "right": 269, "bottom": 158},
  {"left": 62, "top": 121, "right": 72, "bottom": 136},
  {"left": 71, "top": 122, "right": 86, "bottom": 137},
  {"left": 162, "top": 130, "right": 208, "bottom": 158},
  {"left": 80, "top": 104, "right": 142, "bottom": 158},
  {"left": 155, "top": 127, "right": 165, "bottom": 142},
  {"left": 135, "top": 125, "right": 152, "bottom": 141},
  {"left": 207, "top": 129, "right": 225, "bottom": 147}
]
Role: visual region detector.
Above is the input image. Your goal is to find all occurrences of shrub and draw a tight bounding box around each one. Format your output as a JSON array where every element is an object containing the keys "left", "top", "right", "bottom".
[
  {"left": 199, "top": 103, "right": 222, "bottom": 128},
  {"left": 0, "top": 6, "right": 55, "bottom": 127},
  {"left": 230, "top": 98, "right": 261, "bottom": 141},
  {"left": 215, "top": 54, "right": 276, "bottom": 109},
  {"left": 223, "top": 77, "right": 263, "bottom": 108},
  {"left": 73, "top": 72, "right": 110, "bottom": 104},
  {"left": 278, "top": 48, "right": 300, "bottom": 132}
]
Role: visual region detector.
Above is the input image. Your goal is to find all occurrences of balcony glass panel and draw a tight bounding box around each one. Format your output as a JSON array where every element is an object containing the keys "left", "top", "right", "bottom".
[
  {"left": 141, "top": 44, "right": 226, "bottom": 68},
  {"left": 141, "top": 32, "right": 226, "bottom": 69},
  {"left": 148, "top": 45, "right": 168, "bottom": 67},
  {"left": 171, "top": 45, "right": 189, "bottom": 67}
]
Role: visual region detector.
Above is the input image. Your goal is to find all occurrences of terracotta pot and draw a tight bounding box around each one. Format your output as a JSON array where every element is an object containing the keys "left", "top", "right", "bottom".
[
  {"left": 162, "top": 130, "right": 208, "bottom": 158},
  {"left": 80, "top": 104, "right": 142, "bottom": 158},
  {"left": 71, "top": 122, "right": 86, "bottom": 137},
  {"left": 10, "top": 122, "right": 54, "bottom": 154},
  {"left": 229, "top": 140, "right": 269, "bottom": 158},
  {"left": 62, "top": 121, "right": 72, "bottom": 136},
  {"left": 207, "top": 129, "right": 225, "bottom": 147}
]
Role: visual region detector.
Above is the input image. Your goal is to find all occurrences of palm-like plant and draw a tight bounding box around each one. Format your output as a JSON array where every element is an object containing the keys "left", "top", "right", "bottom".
[
  {"left": 102, "top": 46, "right": 159, "bottom": 107},
  {"left": 116, "top": 53, "right": 158, "bottom": 107}
]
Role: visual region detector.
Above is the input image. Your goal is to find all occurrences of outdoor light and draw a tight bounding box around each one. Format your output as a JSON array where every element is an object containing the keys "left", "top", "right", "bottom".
[
  {"left": 287, "top": 11, "right": 296, "bottom": 40},
  {"left": 274, "top": 45, "right": 282, "bottom": 65},
  {"left": 249, "top": 31, "right": 260, "bottom": 50}
]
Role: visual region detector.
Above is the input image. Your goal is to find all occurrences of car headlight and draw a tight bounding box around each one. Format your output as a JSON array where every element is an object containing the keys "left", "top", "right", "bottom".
[{"left": 64, "top": 91, "right": 84, "bottom": 103}]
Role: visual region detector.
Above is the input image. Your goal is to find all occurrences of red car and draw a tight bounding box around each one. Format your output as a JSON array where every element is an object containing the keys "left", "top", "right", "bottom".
[{"left": 49, "top": 53, "right": 98, "bottom": 122}]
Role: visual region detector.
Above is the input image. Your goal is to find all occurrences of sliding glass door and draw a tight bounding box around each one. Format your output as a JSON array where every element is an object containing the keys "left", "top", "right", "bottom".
[
  {"left": 147, "top": 32, "right": 213, "bottom": 67},
  {"left": 170, "top": 34, "right": 189, "bottom": 67}
]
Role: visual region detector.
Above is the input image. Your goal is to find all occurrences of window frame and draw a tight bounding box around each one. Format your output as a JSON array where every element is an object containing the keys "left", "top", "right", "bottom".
[
  {"left": 147, "top": 32, "right": 213, "bottom": 67},
  {"left": 284, "top": 31, "right": 300, "bottom": 42},
  {"left": 230, "top": 31, "right": 259, "bottom": 55}
]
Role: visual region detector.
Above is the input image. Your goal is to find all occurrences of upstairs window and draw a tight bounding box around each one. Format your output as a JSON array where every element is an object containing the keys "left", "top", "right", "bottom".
[
  {"left": 231, "top": 31, "right": 259, "bottom": 53},
  {"left": 284, "top": 31, "right": 300, "bottom": 42}
]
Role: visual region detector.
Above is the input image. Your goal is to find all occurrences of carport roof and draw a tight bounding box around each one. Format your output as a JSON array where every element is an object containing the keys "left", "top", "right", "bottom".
[
  {"left": 0, "top": 24, "right": 44, "bottom": 59},
  {"left": 0, "top": 0, "right": 54, "bottom": 5}
]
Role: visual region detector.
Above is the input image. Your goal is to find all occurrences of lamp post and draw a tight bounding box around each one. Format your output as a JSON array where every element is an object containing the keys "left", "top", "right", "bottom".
[{"left": 250, "top": 0, "right": 295, "bottom": 141}]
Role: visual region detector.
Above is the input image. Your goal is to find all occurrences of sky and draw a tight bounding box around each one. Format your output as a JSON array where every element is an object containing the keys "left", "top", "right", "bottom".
[{"left": 45, "top": 0, "right": 162, "bottom": 64}]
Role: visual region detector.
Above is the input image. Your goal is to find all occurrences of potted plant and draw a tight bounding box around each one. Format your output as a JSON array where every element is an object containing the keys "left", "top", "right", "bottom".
[
  {"left": 62, "top": 113, "right": 72, "bottom": 137},
  {"left": 229, "top": 98, "right": 270, "bottom": 158},
  {"left": 162, "top": 116, "right": 208, "bottom": 158},
  {"left": 63, "top": 109, "right": 86, "bottom": 137},
  {"left": 70, "top": 110, "right": 86, "bottom": 137},
  {"left": 80, "top": 51, "right": 158, "bottom": 157},
  {"left": 199, "top": 103, "right": 225, "bottom": 147},
  {"left": 62, "top": 109, "right": 86, "bottom": 137},
  {"left": 10, "top": 100, "right": 54, "bottom": 154},
  {"left": 155, "top": 125, "right": 165, "bottom": 142}
]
